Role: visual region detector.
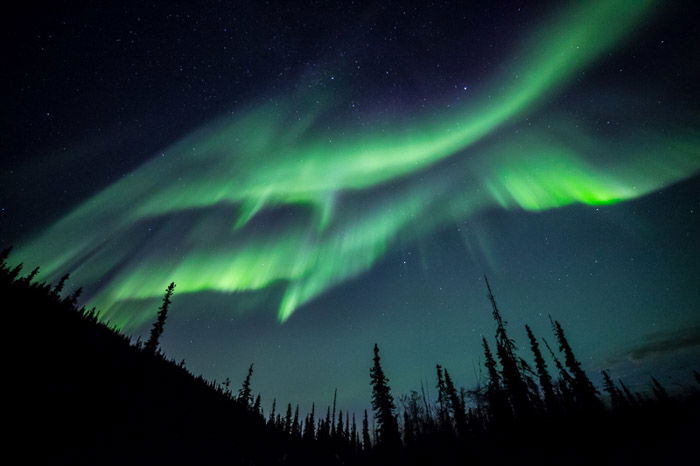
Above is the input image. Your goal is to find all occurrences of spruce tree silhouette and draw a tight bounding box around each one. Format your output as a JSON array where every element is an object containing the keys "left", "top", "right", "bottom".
[
  {"left": 331, "top": 388, "right": 338, "bottom": 437},
  {"left": 602, "top": 370, "right": 626, "bottom": 410},
  {"left": 351, "top": 413, "right": 358, "bottom": 451},
  {"left": 482, "top": 337, "right": 509, "bottom": 424},
  {"left": 336, "top": 409, "right": 344, "bottom": 441},
  {"left": 253, "top": 393, "right": 262, "bottom": 414},
  {"left": 8, "top": 262, "right": 23, "bottom": 280},
  {"left": 618, "top": 380, "right": 639, "bottom": 408},
  {"left": 52, "top": 273, "right": 70, "bottom": 296},
  {"left": 444, "top": 369, "right": 466, "bottom": 433},
  {"left": 303, "top": 403, "right": 316, "bottom": 440},
  {"left": 651, "top": 377, "right": 669, "bottom": 402},
  {"left": 292, "top": 405, "right": 301, "bottom": 439},
  {"left": 268, "top": 398, "right": 277, "bottom": 425},
  {"left": 484, "top": 276, "right": 532, "bottom": 420},
  {"left": 238, "top": 363, "right": 254, "bottom": 407},
  {"left": 542, "top": 336, "right": 576, "bottom": 408},
  {"left": 21, "top": 266, "right": 40, "bottom": 285},
  {"left": 362, "top": 409, "right": 372, "bottom": 451},
  {"left": 144, "top": 281, "right": 175, "bottom": 354},
  {"left": 284, "top": 403, "right": 293, "bottom": 434},
  {"left": 551, "top": 317, "right": 601, "bottom": 411},
  {"left": 435, "top": 364, "right": 450, "bottom": 428},
  {"left": 369, "top": 343, "right": 401, "bottom": 448},
  {"left": 65, "top": 286, "right": 82, "bottom": 306},
  {"left": 526, "top": 324, "right": 557, "bottom": 413}
]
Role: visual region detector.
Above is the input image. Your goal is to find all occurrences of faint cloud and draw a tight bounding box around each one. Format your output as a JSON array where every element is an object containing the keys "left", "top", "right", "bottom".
[{"left": 608, "top": 325, "right": 700, "bottom": 365}]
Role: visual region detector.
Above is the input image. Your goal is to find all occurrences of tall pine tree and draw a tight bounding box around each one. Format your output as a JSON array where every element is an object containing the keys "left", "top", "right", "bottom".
[
  {"left": 526, "top": 324, "right": 557, "bottom": 413},
  {"left": 144, "top": 282, "right": 175, "bottom": 354},
  {"left": 370, "top": 344, "right": 401, "bottom": 447},
  {"left": 551, "top": 317, "right": 601, "bottom": 411},
  {"left": 485, "top": 277, "right": 531, "bottom": 420}
]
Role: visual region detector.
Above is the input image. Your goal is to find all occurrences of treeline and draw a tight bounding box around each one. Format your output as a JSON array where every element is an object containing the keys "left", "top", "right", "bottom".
[{"left": 3, "top": 247, "right": 699, "bottom": 465}]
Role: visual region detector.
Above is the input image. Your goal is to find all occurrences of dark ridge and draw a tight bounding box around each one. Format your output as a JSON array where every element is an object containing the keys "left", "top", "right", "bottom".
[{"left": 4, "top": 248, "right": 699, "bottom": 465}]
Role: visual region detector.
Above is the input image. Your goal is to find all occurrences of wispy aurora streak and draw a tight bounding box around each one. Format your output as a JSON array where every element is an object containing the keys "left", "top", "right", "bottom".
[{"left": 15, "top": 0, "right": 700, "bottom": 328}]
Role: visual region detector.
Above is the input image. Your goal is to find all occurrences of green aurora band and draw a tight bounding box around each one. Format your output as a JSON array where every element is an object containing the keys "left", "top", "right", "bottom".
[{"left": 14, "top": 0, "right": 700, "bottom": 328}]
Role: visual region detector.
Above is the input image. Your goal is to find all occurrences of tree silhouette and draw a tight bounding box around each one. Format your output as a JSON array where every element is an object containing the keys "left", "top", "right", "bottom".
[
  {"left": 482, "top": 337, "right": 510, "bottom": 425},
  {"left": 238, "top": 363, "right": 254, "bottom": 407},
  {"left": 651, "top": 377, "right": 669, "bottom": 402},
  {"left": 21, "top": 266, "right": 40, "bottom": 285},
  {"left": 350, "top": 413, "right": 358, "bottom": 451},
  {"left": 551, "top": 317, "right": 601, "bottom": 411},
  {"left": 602, "top": 370, "right": 626, "bottom": 410},
  {"left": 253, "top": 394, "right": 262, "bottom": 415},
  {"left": 369, "top": 344, "right": 400, "bottom": 447},
  {"left": 526, "top": 324, "right": 557, "bottom": 413},
  {"left": 52, "top": 273, "right": 70, "bottom": 296},
  {"left": 8, "top": 262, "right": 23, "bottom": 280},
  {"left": 144, "top": 282, "right": 175, "bottom": 354},
  {"left": 268, "top": 398, "right": 277, "bottom": 425},
  {"left": 284, "top": 403, "right": 293, "bottom": 435},
  {"left": 443, "top": 368, "right": 466, "bottom": 433},
  {"left": 485, "top": 276, "right": 531, "bottom": 419},
  {"left": 292, "top": 405, "right": 301, "bottom": 439},
  {"left": 303, "top": 403, "right": 316, "bottom": 441},
  {"left": 362, "top": 409, "right": 371, "bottom": 451},
  {"left": 435, "top": 364, "right": 450, "bottom": 428}
]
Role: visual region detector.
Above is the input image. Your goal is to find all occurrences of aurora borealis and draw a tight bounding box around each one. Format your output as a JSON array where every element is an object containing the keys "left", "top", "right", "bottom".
[{"left": 2, "top": 0, "right": 699, "bottom": 413}]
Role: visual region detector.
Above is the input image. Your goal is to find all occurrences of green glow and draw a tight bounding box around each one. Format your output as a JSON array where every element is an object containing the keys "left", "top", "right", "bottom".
[{"left": 14, "top": 0, "right": 699, "bottom": 328}]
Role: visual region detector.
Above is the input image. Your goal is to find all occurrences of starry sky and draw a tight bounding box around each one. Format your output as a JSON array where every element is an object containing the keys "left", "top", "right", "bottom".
[{"left": 2, "top": 0, "right": 699, "bottom": 415}]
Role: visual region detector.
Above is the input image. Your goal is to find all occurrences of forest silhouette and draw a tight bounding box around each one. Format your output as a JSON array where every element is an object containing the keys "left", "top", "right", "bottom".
[{"left": 3, "top": 246, "right": 698, "bottom": 465}]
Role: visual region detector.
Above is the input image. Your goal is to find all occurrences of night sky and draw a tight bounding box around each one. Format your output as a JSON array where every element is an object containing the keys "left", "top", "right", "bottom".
[{"left": 2, "top": 0, "right": 699, "bottom": 415}]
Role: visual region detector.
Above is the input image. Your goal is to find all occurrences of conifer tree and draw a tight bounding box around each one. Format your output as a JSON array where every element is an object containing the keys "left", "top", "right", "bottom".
[
  {"left": 602, "top": 370, "right": 625, "bottom": 409},
  {"left": 52, "top": 273, "right": 70, "bottom": 296},
  {"left": 551, "top": 317, "right": 601, "bottom": 410},
  {"left": 303, "top": 404, "right": 316, "bottom": 441},
  {"left": 237, "top": 363, "right": 254, "bottom": 407},
  {"left": 435, "top": 365, "right": 450, "bottom": 428},
  {"left": 65, "top": 287, "right": 82, "bottom": 306},
  {"left": 331, "top": 388, "right": 338, "bottom": 437},
  {"left": 9, "top": 263, "right": 23, "bottom": 280},
  {"left": 292, "top": 405, "right": 301, "bottom": 439},
  {"left": 253, "top": 394, "right": 262, "bottom": 415},
  {"left": 485, "top": 277, "right": 531, "bottom": 419},
  {"left": 618, "top": 380, "right": 638, "bottom": 407},
  {"left": 284, "top": 403, "right": 293, "bottom": 435},
  {"left": 351, "top": 413, "right": 358, "bottom": 450},
  {"left": 336, "top": 409, "right": 344, "bottom": 441},
  {"left": 482, "top": 337, "right": 510, "bottom": 424},
  {"left": 268, "top": 398, "right": 277, "bottom": 425},
  {"left": 651, "top": 377, "right": 669, "bottom": 402},
  {"left": 526, "top": 324, "right": 557, "bottom": 412},
  {"left": 444, "top": 369, "right": 466, "bottom": 433},
  {"left": 362, "top": 409, "right": 372, "bottom": 451},
  {"left": 317, "top": 406, "right": 331, "bottom": 441},
  {"left": 144, "top": 282, "right": 175, "bottom": 354},
  {"left": 369, "top": 344, "right": 400, "bottom": 447},
  {"left": 542, "top": 336, "right": 575, "bottom": 408},
  {"left": 21, "top": 266, "right": 40, "bottom": 285}
]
